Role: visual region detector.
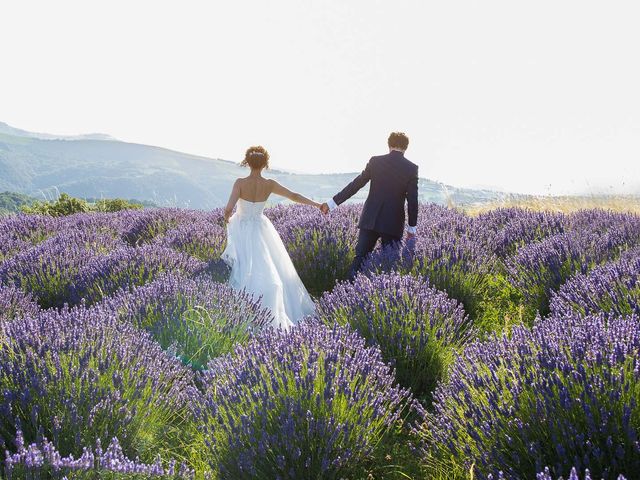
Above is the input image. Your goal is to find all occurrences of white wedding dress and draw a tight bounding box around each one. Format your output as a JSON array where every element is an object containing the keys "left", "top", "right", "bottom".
[{"left": 221, "top": 198, "right": 316, "bottom": 329}]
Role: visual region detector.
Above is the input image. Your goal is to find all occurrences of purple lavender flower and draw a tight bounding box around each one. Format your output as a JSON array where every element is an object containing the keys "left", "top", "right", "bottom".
[
  {"left": 153, "top": 221, "right": 227, "bottom": 262},
  {"left": 487, "top": 467, "right": 628, "bottom": 480},
  {"left": 362, "top": 230, "right": 495, "bottom": 324},
  {"left": 72, "top": 244, "right": 206, "bottom": 305},
  {"left": 550, "top": 248, "right": 640, "bottom": 318},
  {"left": 57, "top": 211, "right": 133, "bottom": 237},
  {"left": 122, "top": 208, "right": 223, "bottom": 246},
  {"left": 471, "top": 208, "right": 566, "bottom": 257},
  {"left": 0, "top": 236, "right": 31, "bottom": 263},
  {"left": 535, "top": 466, "right": 627, "bottom": 480},
  {"left": 318, "top": 272, "right": 472, "bottom": 401},
  {"left": 0, "top": 305, "right": 197, "bottom": 468},
  {"left": 0, "top": 230, "right": 125, "bottom": 308},
  {"left": 0, "top": 214, "right": 58, "bottom": 254},
  {"left": 4, "top": 429, "right": 194, "bottom": 479},
  {"left": 505, "top": 221, "right": 640, "bottom": 321},
  {"left": 424, "top": 313, "right": 640, "bottom": 479},
  {"left": 565, "top": 210, "right": 640, "bottom": 239},
  {"left": 267, "top": 204, "right": 360, "bottom": 296},
  {"left": 0, "top": 284, "right": 40, "bottom": 323},
  {"left": 196, "top": 320, "right": 415, "bottom": 479}
]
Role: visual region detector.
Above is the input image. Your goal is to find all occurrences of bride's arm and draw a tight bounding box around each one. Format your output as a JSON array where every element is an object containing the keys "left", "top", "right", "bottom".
[
  {"left": 224, "top": 180, "right": 241, "bottom": 223},
  {"left": 271, "top": 180, "right": 322, "bottom": 209}
]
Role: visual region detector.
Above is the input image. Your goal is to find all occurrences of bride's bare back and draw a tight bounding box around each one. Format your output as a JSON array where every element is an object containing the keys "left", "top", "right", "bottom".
[
  {"left": 223, "top": 161, "right": 322, "bottom": 222},
  {"left": 237, "top": 176, "right": 273, "bottom": 203}
]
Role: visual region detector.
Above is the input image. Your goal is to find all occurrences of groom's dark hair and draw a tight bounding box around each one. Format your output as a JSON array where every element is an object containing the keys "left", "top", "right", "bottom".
[{"left": 388, "top": 132, "right": 409, "bottom": 150}]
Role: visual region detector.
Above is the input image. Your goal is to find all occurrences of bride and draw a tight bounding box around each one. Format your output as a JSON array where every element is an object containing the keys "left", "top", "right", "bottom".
[{"left": 221, "top": 146, "right": 321, "bottom": 330}]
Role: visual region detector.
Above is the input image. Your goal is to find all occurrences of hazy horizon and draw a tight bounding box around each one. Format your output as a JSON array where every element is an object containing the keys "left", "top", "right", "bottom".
[{"left": 1, "top": 1, "right": 639, "bottom": 196}]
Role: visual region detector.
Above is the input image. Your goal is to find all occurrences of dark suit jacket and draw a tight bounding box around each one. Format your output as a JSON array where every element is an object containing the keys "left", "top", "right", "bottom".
[{"left": 333, "top": 150, "right": 419, "bottom": 238}]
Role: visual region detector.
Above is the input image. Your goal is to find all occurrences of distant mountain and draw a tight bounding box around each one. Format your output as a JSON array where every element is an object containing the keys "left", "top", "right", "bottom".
[
  {"left": 0, "top": 121, "right": 507, "bottom": 210},
  {"left": 0, "top": 121, "right": 117, "bottom": 142}
]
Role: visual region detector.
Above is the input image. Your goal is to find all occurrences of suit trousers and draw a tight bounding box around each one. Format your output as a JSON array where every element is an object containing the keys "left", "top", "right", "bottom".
[{"left": 349, "top": 228, "right": 401, "bottom": 280}]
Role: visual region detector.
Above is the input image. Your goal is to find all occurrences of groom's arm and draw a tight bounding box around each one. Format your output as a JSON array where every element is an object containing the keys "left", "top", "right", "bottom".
[
  {"left": 327, "top": 159, "right": 373, "bottom": 210},
  {"left": 406, "top": 165, "right": 419, "bottom": 235}
]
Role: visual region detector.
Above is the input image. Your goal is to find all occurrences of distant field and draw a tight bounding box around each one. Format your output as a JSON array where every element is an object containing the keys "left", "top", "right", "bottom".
[{"left": 464, "top": 194, "right": 640, "bottom": 215}]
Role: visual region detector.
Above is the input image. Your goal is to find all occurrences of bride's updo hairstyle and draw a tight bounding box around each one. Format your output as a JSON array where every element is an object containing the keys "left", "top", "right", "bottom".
[{"left": 241, "top": 145, "right": 270, "bottom": 170}]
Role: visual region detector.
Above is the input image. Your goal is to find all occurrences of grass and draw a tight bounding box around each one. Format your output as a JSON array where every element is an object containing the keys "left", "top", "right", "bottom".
[{"left": 463, "top": 194, "right": 640, "bottom": 215}]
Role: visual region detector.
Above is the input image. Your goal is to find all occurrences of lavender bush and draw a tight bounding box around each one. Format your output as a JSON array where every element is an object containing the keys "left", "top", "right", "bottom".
[
  {"left": 471, "top": 209, "right": 640, "bottom": 327},
  {"left": 154, "top": 221, "right": 227, "bottom": 262},
  {"left": 196, "top": 321, "right": 415, "bottom": 479},
  {"left": 0, "top": 214, "right": 57, "bottom": 256},
  {"left": 504, "top": 231, "right": 629, "bottom": 321},
  {"left": 0, "top": 236, "right": 31, "bottom": 263},
  {"left": 423, "top": 313, "right": 640, "bottom": 479},
  {"left": 0, "top": 284, "right": 40, "bottom": 322},
  {"left": 0, "top": 230, "right": 125, "bottom": 308},
  {"left": 472, "top": 208, "right": 566, "bottom": 258},
  {"left": 57, "top": 211, "right": 132, "bottom": 238},
  {"left": 318, "top": 272, "right": 472, "bottom": 401},
  {"left": 101, "top": 273, "right": 273, "bottom": 369},
  {"left": 267, "top": 204, "right": 359, "bottom": 296},
  {"left": 565, "top": 210, "right": 640, "bottom": 238},
  {"left": 122, "top": 208, "right": 221, "bottom": 246},
  {"left": 411, "top": 203, "right": 473, "bottom": 239},
  {"left": 0, "top": 306, "right": 197, "bottom": 470},
  {"left": 363, "top": 232, "right": 496, "bottom": 328},
  {"left": 550, "top": 248, "right": 640, "bottom": 318},
  {"left": 72, "top": 244, "right": 206, "bottom": 305}
]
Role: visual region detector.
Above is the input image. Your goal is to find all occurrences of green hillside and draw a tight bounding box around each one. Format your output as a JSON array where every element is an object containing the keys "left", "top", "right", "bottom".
[
  {"left": 0, "top": 122, "right": 506, "bottom": 209},
  {"left": 0, "top": 191, "right": 38, "bottom": 215}
]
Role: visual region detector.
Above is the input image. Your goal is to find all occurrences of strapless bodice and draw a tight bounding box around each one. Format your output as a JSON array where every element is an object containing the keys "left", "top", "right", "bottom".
[{"left": 234, "top": 198, "right": 267, "bottom": 220}]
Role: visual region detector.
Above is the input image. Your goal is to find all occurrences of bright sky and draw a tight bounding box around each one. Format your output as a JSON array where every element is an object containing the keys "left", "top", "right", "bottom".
[{"left": 1, "top": 0, "right": 639, "bottom": 195}]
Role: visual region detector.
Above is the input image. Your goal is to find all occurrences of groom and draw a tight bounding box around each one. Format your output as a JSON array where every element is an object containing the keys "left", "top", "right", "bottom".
[{"left": 321, "top": 131, "right": 419, "bottom": 279}]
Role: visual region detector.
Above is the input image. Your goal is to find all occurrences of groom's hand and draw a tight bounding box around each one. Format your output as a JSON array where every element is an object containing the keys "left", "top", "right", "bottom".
[
  {"left": 406, "top": 231, "right": 416, "bottom": 241},
  {"left": 320, "top": 203, "right": 330, "bottom": 215}
]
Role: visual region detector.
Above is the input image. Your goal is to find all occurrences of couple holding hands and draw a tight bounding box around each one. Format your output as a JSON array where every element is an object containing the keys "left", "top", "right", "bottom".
[{"left": 222, "top": 131, "right": 419, "bottom": 329}]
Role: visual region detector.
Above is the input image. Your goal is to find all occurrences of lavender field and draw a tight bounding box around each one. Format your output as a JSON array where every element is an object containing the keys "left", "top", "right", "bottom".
[{"left": 1, "top": 204, "right": 640, "bottom": 479}]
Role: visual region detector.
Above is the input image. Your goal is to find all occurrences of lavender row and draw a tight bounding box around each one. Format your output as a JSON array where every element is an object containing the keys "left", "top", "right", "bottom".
[
  {"left": 550, "top": 247, "right": 640, "bottom": 318},
  {"left": 266, "top": 203, "right": 361, "bottom": 296},
  {"left": 506, "top": 223, "right": 640, "bottom": 319},
  {"left": 72, "top": 244, "right": 207, "bottom": 305},
  {"left": 0, "top": 305, "right": 197, "bottom": 470},
  {"left": 422, "top": 313, "right": 640, "bottom": 479},
  {"left": 99, "top": 272, "right": 273, "bottom": 369},
  {"left": 0, "top": 230, "right": 126, "bottom": 308},
  {"left": 195, "top": 320, "right": 416, "bottom": 479},
  {"left": 0, "top": 284, "right": 40, "bottom": 322},
  {"left": 318, "top": 272, "right": 472, "bottom": 401}
]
